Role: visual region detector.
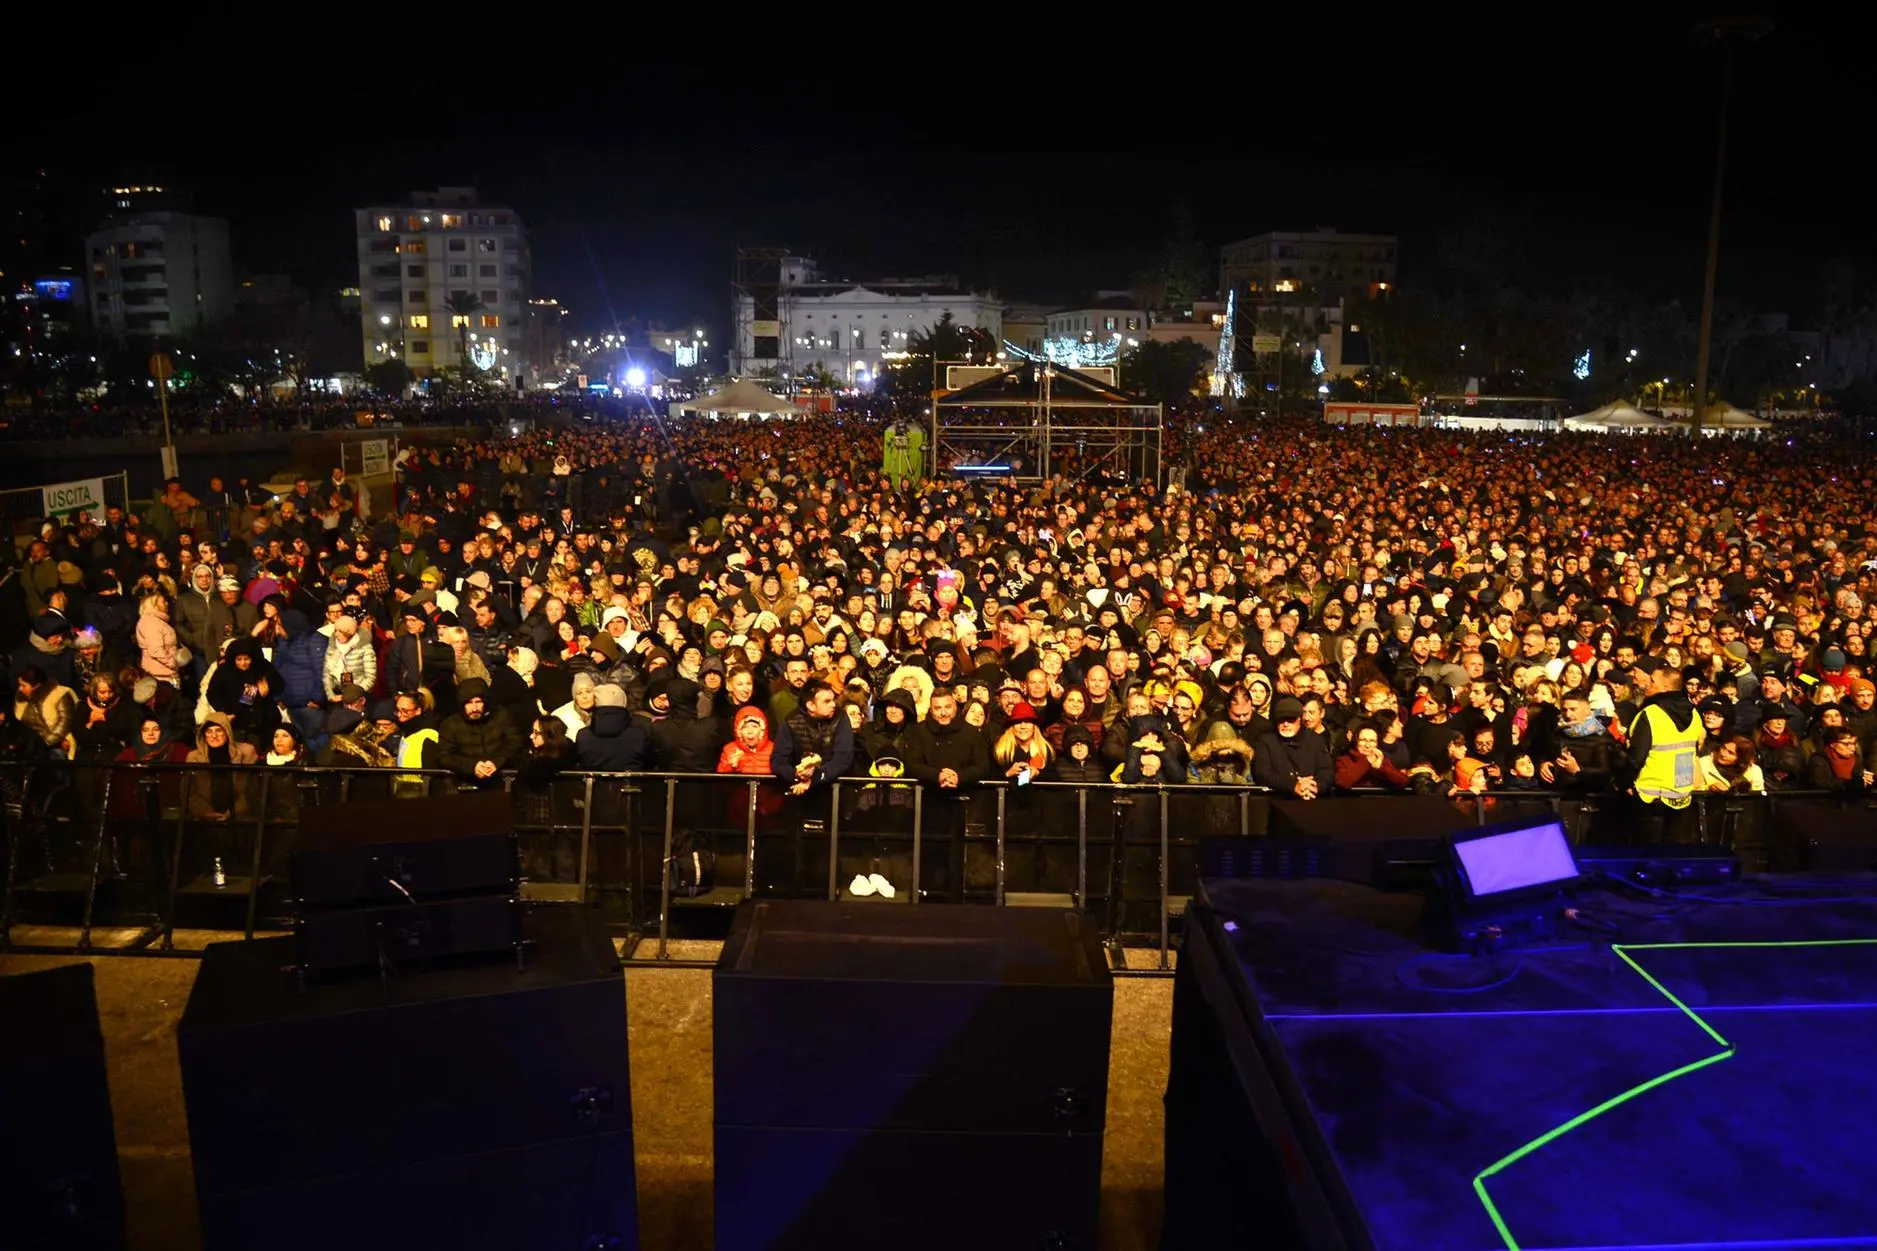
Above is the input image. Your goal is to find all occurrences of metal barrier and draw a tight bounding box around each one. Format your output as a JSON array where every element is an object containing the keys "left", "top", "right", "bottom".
[{"left": 0, "top": 759, "right": 1853, "bottom": 969}]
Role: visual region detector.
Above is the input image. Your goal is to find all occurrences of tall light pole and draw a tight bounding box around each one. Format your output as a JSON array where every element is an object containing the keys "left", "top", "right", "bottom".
[{"left": 1688, "top": 15, "right": 1772, "bottom": 437}]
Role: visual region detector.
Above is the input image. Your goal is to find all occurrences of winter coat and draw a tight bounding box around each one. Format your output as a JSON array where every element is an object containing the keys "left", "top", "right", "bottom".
[
  {"left": 438, "top": 706, "right": 524, "bottom": 782},
  {"left": 136, "top": 613, "right": 180, "bottom": 681},
  {"left": 1253, "top": 727, "right": 1335, "bottom": 795},
  {"left": 322, "top": 631, "right": 378, "bottom": 701},
  {"left": 573, "top": 706, "right": 650, "bottom": 772},
  {"left": 650, "top": 707, "right": 723, "bottom": 774},
  {"left": 274, "top": 626, "right": 331, "bottom": 711},
  {"left": 903, "top": 717, "right": 991, "bottom": 790}
]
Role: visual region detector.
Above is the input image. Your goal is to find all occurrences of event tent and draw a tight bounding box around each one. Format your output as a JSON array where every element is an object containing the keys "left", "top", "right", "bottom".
[
  {"left": 1563, "top": 400, "right": 1676, "bottom": 432},
  {"left": 669, "top": 379, "right": 797, "bottom": 418},
  {"left": 1669, "top": 403, "right": 1772, "bottom": 433}
]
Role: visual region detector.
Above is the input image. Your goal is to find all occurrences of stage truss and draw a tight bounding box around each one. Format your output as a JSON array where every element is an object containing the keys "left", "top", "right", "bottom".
[{"left": 931, "top": 364, "right": 1162, "bottom": 486}]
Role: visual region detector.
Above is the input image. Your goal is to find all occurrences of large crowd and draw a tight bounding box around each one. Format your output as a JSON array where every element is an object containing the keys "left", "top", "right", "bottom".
[{"left": 6, "top": 408, "right": 1877, "bottom": 851}]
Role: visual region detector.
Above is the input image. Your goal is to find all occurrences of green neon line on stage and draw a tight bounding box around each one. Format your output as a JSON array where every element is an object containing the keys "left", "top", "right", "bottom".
[{"left": 1471, "top": 938, "right": 1877, "bottom": 1251}]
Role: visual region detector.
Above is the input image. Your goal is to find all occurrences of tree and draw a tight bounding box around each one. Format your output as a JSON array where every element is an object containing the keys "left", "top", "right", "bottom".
[
  {"left": 880, "top": 312, "right": 996, "bottom": 402},
  {"left": 363, "top": 358, "right": 413, "bottom": 396},
  {"left": 1121, "top": 338, "right": 1212, "bottom": 407},
  {"left": 444, "top": 291, "right": 486, "bottom": 371}
]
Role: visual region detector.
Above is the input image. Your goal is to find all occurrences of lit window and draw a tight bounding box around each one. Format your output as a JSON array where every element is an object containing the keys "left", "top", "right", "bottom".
[
  {"left": 451, "top": 315, "right": 470, "bottom": 329},
  {"left": 409, "top": 314, "right": 430, "bottom": 330},
  {"left": 440, "top": 214, "right": 462, "bottom": 229},
  {"left": 376, "top": 215, "right": 394, "bottom": 232},
  {"left": 404, "top": 240, "right": 425, "bottom": 254},
  {"left": 405, "top": 215, "right": 423, "bottom": 231},
  {"left": 480, "top": 314, "right": 500, "bottom": 329}
]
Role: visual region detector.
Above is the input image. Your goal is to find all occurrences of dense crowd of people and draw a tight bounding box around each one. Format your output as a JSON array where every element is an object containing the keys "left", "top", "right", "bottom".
[{"left": 6, "top": 408, "right": 1877, "bottom": 861}]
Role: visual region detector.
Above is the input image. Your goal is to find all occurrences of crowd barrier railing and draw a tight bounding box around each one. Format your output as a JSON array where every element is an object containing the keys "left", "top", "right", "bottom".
[{"left": 0, "top": 760, "right": 1853, "bottom": 969}]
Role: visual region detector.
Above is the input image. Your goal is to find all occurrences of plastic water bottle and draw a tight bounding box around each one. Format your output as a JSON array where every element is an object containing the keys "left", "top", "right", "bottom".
[{"left": 212, "top": 857, "right": 226, "bottom": 889}]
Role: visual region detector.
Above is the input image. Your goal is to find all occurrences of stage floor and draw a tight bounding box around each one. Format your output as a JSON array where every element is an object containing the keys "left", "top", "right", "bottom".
[{"left": 1196, "top": 878, "right": 1877, "bottom": 1251}]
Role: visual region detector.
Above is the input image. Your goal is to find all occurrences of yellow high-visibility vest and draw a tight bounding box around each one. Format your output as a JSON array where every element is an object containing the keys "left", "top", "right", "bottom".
[
  {"left": 395, "top": 727, "right": 439, "bottom": 793},
  {"left": 1631, "top": 702, "right": 1700, "bottom": 809}
]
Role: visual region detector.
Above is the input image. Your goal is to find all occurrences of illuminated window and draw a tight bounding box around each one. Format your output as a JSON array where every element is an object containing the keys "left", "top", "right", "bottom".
[
  {"left": 477, "top": 238, "right": 498, "bottom": 254},
  {"left": 451, "top": 315, "right": 470, "bottom": 329},
  {"left": 405, "top": 215, "right": 423, "bottom": 231},
  {"left": 403, "top": 240, "right": 425, "bottom": 254},
  {"left": 480, "top": 314, "right": 500, "bottom": 329},
  {"left": 409, "top": 314, "right": 430, "bottom": 330},
  {"left": 1103, "top": 316, "right": 1116, "bottom": 332},
  {"left": 376, "top": 216, "right": 394, "bottom": 232},
  {"left": 440, "top": 214, "right": 462, "bottom": 229}
]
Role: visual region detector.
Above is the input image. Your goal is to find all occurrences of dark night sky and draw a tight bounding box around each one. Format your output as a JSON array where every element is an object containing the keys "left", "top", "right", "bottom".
[{"left": 17, "top": 17, "right": 1864, "bottom": 342}]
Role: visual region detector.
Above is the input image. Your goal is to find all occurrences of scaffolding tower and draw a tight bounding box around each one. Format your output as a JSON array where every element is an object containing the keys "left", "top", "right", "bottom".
[{"left": 931, "top": 363, "right": 1162, "bottom": 487}]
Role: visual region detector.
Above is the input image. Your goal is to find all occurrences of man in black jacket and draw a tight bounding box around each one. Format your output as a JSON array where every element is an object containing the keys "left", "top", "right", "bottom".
[
  {"left": 574, "top": 683, "right": 649, "bottom": 772},
  {"left": 903, "top": 689, "right": 993, "bottom": 900},
  {"left": 438, "top": 676, "right": 522, "bottom": 787},
  {"left": 1253, "top": 696, "right": 1334, "bottom": 800}
]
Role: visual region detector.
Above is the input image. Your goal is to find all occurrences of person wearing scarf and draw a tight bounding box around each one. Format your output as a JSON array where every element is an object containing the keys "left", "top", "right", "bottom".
[{"left": 185, "top": 719, "right": 257, "bottom": 821}]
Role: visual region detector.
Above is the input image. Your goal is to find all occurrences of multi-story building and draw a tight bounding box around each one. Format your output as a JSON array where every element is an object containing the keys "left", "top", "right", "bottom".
[
  {"left": 523, "top": 298, "right": 572, "bottom": 383},
  {"left": 1047, "top": 295, "right": 1149, "bottom": 344},
  {"left": 732, "top": 257, "right": 1001, "bottom": 384},
  {"left": 1218, "top": 228, "right": 1397, "bottom": 303},
  {"left": 84, "top": 190, "right": 233, "bottom": 339},
  {"left": 354, "top": 188, "right": 530, "bottom": 380}
]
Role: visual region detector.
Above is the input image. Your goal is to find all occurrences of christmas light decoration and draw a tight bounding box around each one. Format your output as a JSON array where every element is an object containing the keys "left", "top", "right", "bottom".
[{"left": 1573, "top": 350, "right": 1591, "bottom": 381}]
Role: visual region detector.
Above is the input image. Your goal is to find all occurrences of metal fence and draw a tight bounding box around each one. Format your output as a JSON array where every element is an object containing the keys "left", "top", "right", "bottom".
[
  {"left": 0, "top": 760, "right": 1856, "bottom": 968},
  {"left": 0, "top": 472, "right": 132, "bottom": 543}
]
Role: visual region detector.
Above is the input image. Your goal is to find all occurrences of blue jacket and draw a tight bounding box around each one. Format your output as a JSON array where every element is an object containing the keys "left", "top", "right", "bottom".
[{"left": 275, "top": 615, "right": 330, "bottom": 709}]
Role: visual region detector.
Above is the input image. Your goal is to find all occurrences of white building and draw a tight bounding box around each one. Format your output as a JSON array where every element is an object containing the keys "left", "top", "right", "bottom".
[
  {"left": 85, "top": 203, "right": 233, "bottom": 340},
  {"left": 354, "top": 188, "right": 530, "bottom": 380},
  {"left": 732, "top": 257, "right": 1001, "bottom": 385}
]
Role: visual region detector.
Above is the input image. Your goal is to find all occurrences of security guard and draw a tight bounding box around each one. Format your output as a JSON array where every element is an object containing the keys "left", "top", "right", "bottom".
[{"left": 1623, "top": 657, "right": 1702, "bottom": 838}]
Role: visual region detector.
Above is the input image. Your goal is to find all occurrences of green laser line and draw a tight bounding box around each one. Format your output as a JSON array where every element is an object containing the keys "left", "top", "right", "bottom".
[{"left": 1470, "top": 938, "right": 1877, "bottom": 1251}]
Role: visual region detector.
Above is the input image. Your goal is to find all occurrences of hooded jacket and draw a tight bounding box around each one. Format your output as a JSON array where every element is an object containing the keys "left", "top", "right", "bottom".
[{"left": 574, "top": 690, "right": 650, "bottom": 772}]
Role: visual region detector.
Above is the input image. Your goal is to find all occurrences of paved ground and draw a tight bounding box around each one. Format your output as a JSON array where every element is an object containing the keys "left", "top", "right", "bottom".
[{"left": 1, "top": 929, "right": 1172, "bottom": 1251}]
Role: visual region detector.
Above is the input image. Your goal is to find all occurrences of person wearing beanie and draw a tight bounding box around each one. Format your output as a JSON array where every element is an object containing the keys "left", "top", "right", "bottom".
[
  {"left": 573, "top": 683, "right": 649, "bottom": 772},
  {"left": 649, "top": 675, "right": 719, "bottom": 772},
  {"left": 1845, "top": 678, "right": 1877, "bottom": 749},
  {"left": 437, "top": 675, "right": 521, "bottom": 787}
]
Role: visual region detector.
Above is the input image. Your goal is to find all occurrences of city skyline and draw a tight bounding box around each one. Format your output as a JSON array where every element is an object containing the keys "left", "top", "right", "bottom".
[{"left": 11, "top": 22, "right": 1863, "bottom": 339}]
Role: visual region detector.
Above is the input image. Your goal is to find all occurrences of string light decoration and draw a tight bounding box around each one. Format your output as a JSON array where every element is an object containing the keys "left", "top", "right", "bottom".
[
  {"left": 1002, "top": 336, "right": 1124, "bottom": 368},
  {"left": 1573, "top": 349, "right": 1591, "bottom": 381},
  {"left": 1210, "top": 289, "right": 1244, "bottom": 398},
  {"left": 1312, "top": 348, "right": 1326, "bottom": 377}
]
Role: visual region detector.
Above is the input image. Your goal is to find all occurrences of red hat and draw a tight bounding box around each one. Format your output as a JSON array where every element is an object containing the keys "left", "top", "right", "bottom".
[{"left": 1008, "top": 701, "right": 1040, "bottom": 724}]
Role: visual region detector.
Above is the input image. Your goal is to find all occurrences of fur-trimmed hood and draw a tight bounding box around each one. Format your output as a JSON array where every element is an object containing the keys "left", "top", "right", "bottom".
[{"left": 1188, "top": 736, "right": 1253, "bottom": 765}]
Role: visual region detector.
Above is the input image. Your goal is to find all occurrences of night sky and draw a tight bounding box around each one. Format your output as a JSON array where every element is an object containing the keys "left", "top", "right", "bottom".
[{"left": 18, "top": 18, "right": 1861, "bottom": 342}]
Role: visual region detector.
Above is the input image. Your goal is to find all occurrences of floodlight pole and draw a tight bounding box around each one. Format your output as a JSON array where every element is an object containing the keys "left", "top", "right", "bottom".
[{"left": 1689, "top": 16, "right": 1772, "bottom": 438}]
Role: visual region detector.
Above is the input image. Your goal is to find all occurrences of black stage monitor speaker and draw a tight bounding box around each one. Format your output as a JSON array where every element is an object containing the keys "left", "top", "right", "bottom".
[
  {"left": 178, "top": 908, "right": 634, "bottom": 1251},
  {"left": 292, "top": 791, "right": 518, "bottom": 909},
  {"left": 714, "top": 900, "right": 1112, "bottom": 1251},
  {"left": 1269, "top": 795, "right": 1475, "bottom": 888},
  {"left": 0, "top": 963, "right": 126, "bottom": 1251}
]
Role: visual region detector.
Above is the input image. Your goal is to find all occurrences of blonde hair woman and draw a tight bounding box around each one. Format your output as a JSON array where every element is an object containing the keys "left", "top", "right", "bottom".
[
  {"left": 136, "top": 593, "right": 182, "bottom": 686},
  {"left": 993, "top": 702, "right": 1054, "bottom": 780}
]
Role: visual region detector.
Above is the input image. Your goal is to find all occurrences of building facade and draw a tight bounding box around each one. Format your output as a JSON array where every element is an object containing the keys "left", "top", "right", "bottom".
[
  {"left": 1218, "top": 229, "right": 1397, "bottom": 303},
  {"left": 353, "top": 188, "right": 530, "bottom": 380},
  {"left": 84, "top": 205, "right": 233, "bottom": 340},
  {"left": 732, "top": 257, "right": 1001, "bottom": 384}
]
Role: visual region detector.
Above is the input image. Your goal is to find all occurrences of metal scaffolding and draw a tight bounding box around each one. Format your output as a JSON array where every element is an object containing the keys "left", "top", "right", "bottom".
[{"left": 931, "top": 363, "right": 1162, "bottom": 487}]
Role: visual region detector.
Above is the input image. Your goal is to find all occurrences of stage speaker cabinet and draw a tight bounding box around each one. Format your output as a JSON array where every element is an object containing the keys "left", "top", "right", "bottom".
[
  {"left": 1771, "top": 798, "right": 1877, "bottom": 871},
  {"left": 178, "top": 909, "right": 635, "bottom": 1251},
  {"left": 713, "top": 900, "right": 1112, "bottom": 1251},
  {"left": 292, "top": 791, "right": 519, "bottom": 908},
  {"left": 0, "top": 964, "right": 126, "bottom": 1251},
  {"left": 1269, "top": 795, "right": 1474, "bottom": 889}
]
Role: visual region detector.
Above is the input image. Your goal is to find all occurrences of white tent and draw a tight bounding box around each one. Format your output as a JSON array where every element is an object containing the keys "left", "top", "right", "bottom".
[
  {"left": 669, "top": 379, "right": 797, "bottom": 418},
  {"left": 1563, "top": 399, "right": 1675, "bottom": 432},
  {"left": 1674, "top": 403, "right": 1772, "bottom": 433}
]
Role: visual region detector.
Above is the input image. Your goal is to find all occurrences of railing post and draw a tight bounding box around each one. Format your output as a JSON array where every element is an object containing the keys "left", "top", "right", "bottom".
[
  {"left": 656, "top": 777, "right": 675, "bottom": 960},
  {"left": 245, "top": 773, "right": 271, "bottom": 940},
  {"left": 1158, "top": 786, "right": 1171, "bottom": 970},
  {"left": 910, "top": 784, "right": 923, "bottom": 905},
  {"left": 1238, "top": 788, "right": 1249, "bottom": 839},
  {"left": 744, "top": 781, "right": 759, "bottom": 898},
  {"left": 826, "top": 782, "right": 842, "bottom": 902},
  {"left": 1076, "top": 786, "right": 1088, "bottom": 911},
  {"left": 576, "top": 775, "right": 595, "bottom": 903},
  {"left": 77, "top": 771, "right": 116, "bottom": 951},
  {"left": 994, "top": 785, "right": 1007, "bottom": 906},
  {"left": 163, "top": 799, "right": 190, "bottom": 952}
]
